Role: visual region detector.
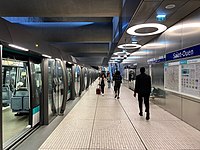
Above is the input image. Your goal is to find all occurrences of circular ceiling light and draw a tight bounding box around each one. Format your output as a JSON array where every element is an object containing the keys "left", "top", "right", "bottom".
[
  {"left": 127, "top": 23, "right": 167, "bottom": 36},
  {"left": 165, "top": 4, "right": 175, "bottom": 9},
  {"left": 132, "top": 41, "right": 137, "bottom": 44},
  {"left": 117, "top": 43, "right": 142, "bottom": 49},
  {"left": 114, "top": 52, "right": 125, "bottom": 55}
]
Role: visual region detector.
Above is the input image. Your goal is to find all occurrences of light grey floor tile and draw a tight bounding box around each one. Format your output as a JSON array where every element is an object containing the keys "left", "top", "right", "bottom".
[
  {"left": 90, "top": 120, "right": 145, "bottom": 150},
  {"left": 39, "top": 119, "right": 93, "bottom": 149},
  {"left": 39, "top": 81, "right": 200, "bottom": 150},
  {"left": 95, "top": 107, "right": 128, "bottom": 120},
  {"left": 133, "top": 120, "right": 200, "bottom": 150}
]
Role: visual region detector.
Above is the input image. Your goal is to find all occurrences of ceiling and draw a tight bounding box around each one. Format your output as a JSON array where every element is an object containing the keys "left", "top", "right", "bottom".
[
  {"left": 0, "top": 0, "right": 122, "bottom": 66},
  {"left": 114, "top": 0, "right": 200, "bottom": 64},
  {"left": 0, "top": 0, "right": 199, "bottom": 67}
]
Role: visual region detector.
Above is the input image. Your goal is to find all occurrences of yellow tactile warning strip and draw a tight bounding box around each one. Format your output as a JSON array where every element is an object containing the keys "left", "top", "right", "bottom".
[{"left": 39, "top": 81, "right": 200, "bottom": 150}]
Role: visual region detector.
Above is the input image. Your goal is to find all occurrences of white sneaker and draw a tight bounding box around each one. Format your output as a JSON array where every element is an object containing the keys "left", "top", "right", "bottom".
[{"left": 102, "top": 93, "right": 104, "bottom": 96}]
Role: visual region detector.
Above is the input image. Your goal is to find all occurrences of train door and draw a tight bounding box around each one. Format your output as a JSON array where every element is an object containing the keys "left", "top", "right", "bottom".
[
  {"left": 74, "top": 65, "right": 81, "bottom": 96},
  {"left": 1, "top": 45, "right": 44, "bottom": 149},
  {"left": 86, "top": 69, "right": 90, "bottom": 89},
  {"left": 66, "top": 67, "right": 72, "bottom": 100},
  {"left": 29, "top": 62, "right": 42, "bottom": 127},
  {"left": 53, "top": 59, "right": 64, "bottom": 114},
  {"left": 84, "top": 68, "right": 88, "bottom": 90},
  {"left": 2, "top": 59, "right": 30, "bottom": 145},
  {"left": 80, "top": 67, "right": 85, "bottom": 93},
  {"left": 45, "top": 59, "right": 66, "bottom": 118},
  {"left": 47, "top": 59, "right": 57, "bottom": 121},
  {"left": 0, "top": 45, "right": 2, "bottom": 149}
]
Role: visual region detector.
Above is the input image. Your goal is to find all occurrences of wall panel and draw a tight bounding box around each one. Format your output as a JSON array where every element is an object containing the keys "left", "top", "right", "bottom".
[
  {"left": 182, "top": 97, "right": 200, "bottom": 130},
  {"left": 144, "top": 8, "right": 200, "bottom": 130}
]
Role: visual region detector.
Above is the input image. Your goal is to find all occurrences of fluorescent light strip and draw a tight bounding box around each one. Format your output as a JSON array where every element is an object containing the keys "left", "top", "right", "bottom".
[
  {"left": 127, "top": 23, "right": 167, "bottom": 36},
  {"left": 42, "top": 54, "right": 52, "bottom": 58},
  {"left": 118, "top": 43, "right": 141, "bottom": 49},
  {"left": 131, "top": 50, "right": 150, "bottom": 55},
  {"left": 8, "top": 44, "right": 29, "bottom": 51}
]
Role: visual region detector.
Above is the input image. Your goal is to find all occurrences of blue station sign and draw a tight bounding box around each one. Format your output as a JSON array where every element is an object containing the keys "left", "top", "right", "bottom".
[
  {"left": 147, "top": 55, "right": 165, "bottom": 64},
  {"left": 166, "top": 44, "right": 200, "bottom": 61}
]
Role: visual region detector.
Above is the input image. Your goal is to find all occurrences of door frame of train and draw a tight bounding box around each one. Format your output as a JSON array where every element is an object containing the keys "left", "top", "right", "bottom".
[
  {"left": 59, "top": 60, "right": 67, "bottom": 114},
  {"left": 40, "top": 58, "right": 67, "bottom": 124},
  {"left": 0, "top": 45, "right": 3, "bottom": 150},
  {"left": 41, "top": 58, "right": 59, "bottom": 124},
  {"left": 71, "top": 64, "right": 76, "bottom": 100},
  {"left": 66, "top": 62, "right": 73, "bottom": 100},
  {"left": 53, "top": 59, "right": 66, "bottom": 115},
  {"left": 41, "top": 58, "right": 49, "bottom": 125},
  {"left": 28, "top": 59, "right": 43, "bottom": 127},
  {"left": 0, "top": 45, "right": 43, "bottom": 148}
]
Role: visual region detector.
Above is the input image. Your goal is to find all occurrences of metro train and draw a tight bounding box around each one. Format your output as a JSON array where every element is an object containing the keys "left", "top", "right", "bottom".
[{"left": 1, "top": 44, "right": 98, "bottom": 147}]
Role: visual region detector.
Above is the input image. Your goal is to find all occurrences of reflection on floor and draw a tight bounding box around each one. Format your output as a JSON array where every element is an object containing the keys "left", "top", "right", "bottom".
[{"left": 3, "top": 106, "right": 29, "bottom": 142}]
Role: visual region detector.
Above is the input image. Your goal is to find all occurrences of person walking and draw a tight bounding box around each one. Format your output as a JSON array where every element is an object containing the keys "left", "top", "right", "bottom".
[
  {"left": 107, "top": 73, "right": 111, "bottom": 88},
  {"left": 99, "top": 74, "right": 106, "bottom": 96},
  {"left": 134, "top": 67, "right": 151, "bottom": 120},
  {"left": 113, "top": 71, "right": 122, "bottom": 99}
]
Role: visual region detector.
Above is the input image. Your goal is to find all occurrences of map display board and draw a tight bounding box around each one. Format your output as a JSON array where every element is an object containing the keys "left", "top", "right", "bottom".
[
  {"left": 164, "top": 64, "right": 179, "bottom": 92},
  {"left": 164, "top": 58, "right": 200, "bottom": 99},
  {"left": 181, "top": 63, "right": 200, "bottom": 97}
]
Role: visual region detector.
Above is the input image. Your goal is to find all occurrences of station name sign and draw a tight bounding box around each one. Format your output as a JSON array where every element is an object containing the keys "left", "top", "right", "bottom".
[
  {"left": 173, "top": 50, "right": 194, "bottom": 59},
  {"left": 166, "top": 44, "right": 200, "bottom": 61},
  {"left": 147, "top": 55, "right": 165, "bottom": 64}
]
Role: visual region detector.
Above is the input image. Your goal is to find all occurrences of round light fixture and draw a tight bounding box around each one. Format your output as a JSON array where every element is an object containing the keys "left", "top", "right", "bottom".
[
  {"left": 131, "top": 41, "right": 137, "bottom": 44},
  {"left": 114, "top": 52, "right": 125, "bottom": 55},
  {"left": 117, "top": 43, "right": 142, "bottom": 49},
  {"left": 165, "top": 4, "right": 175, "bottom": 9},
  {"left": 127, "top": 23, "right": 167, "bottom": 36}
]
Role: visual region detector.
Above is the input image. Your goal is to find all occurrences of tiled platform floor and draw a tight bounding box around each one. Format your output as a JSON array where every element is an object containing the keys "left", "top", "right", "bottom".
[{"left": 39, "top": 81, "right": 200, "bottom": 150}]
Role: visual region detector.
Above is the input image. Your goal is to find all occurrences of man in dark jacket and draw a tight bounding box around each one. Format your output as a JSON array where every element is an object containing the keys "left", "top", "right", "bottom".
[
  {"left": 113, "top": 71, "right": 122, "bottom": 99},
  {"left": 134, "top": 67, "right": 151, "bottom": 120}
]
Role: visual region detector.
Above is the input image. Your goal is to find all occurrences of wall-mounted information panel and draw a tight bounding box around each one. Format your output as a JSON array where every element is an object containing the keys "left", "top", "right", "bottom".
[
  {"left": 164, "top": 58, "right": 200, "bottom": 100},
  {"left": 164, "top": 63, "right": 179, "bottom": 92},
  {"left": 181, "top": 59, "right": 200, "bottom": 97}
]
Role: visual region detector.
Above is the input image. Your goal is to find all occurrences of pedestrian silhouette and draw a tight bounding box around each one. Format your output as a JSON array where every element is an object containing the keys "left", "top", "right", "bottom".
[
  {"left": 134, "top": 67, "right": 151, "bottom": 120},
  {"left": 113, "top": 71, "right": 122, "bottom": 99}
]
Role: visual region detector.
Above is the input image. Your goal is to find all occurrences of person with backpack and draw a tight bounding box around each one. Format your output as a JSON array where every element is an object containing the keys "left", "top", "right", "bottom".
[{"left": 113, "top": 71, "right": 122, "bottom": 99}]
